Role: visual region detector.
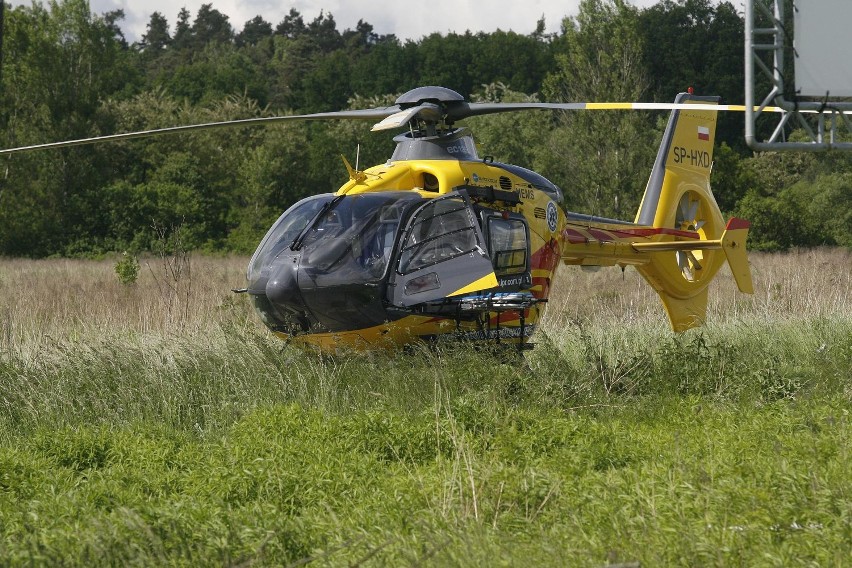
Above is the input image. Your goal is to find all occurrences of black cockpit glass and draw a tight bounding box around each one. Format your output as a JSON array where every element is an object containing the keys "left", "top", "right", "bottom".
[
  {"left": 488, "top": 217, "right": 528, "bottom": 276},
  {"left": 298, "top": 192, "right": 421, "bottom": 281},
  {"left": 248, "top": 194, "right": 333, "bottom": 282},
  {"left": 249, "top": 192, "right": 423, "bottom": 283},
  {"left": 398, "top": 198, "right": 479, "bottom": 274}
]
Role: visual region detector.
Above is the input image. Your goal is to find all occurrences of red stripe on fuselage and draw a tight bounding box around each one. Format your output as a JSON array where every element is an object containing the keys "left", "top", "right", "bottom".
[
  {"left": 562, "top": 227, "right": 588, "bottom": 244},
  {"left": 587, "top": 228, "right": 616, "bottom": 242},
  {"left": 530, "top": 239, "right": 560, "bottom": 272},
  {"left": 562, "top": 224, "right": 700, "bottom": 242},
  {"left": 609, "top": 226, "right": 701, "bottom": 239}
]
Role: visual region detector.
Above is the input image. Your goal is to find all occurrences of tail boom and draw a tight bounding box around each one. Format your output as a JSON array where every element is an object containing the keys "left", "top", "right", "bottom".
[{"left": 558, "top": 217, "right": 753, "bottom": 330}]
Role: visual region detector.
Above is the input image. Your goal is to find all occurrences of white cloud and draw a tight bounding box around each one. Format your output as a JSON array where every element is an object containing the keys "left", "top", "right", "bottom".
[{"left": 11, "top": 0, "right": 667, "bottom": 43}]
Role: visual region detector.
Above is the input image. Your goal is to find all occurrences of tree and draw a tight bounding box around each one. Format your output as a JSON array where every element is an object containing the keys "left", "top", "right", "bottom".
[
  {"left": 343, "top": 20, "right": 379, "bottom": 51},
  {"left": 298, "top": 50, "right": 353, "bottom": 111},
  {"left": 541, "top": 0, "right": 657, "bottom": 218},
  {"left": 190, "top": 4, "right": 233, "bottom": 47},
  {"left": 467, "top": 30, "right": 554, "bottom": 96},
  {"left": 306, "top": 11, "right": 342, "bottom": 53},
  {"left": 415, "top": 32, "right": 478, "bottom": 96},
  {"left": 98, "top": 91, "right": 274, "bottom": 251},
  {"left": 157, "top": 42, "right": 268, "bottom": 105},
  {"left": 0, "top": 0, "right": 139, "bottom": 256},
  {"left": 140, "top": 11, "right": 170, "bottom": 52},
  {"left": 709, "top": 142, "right": 752, "bottom": 214},
  {"left": 350, "top": 38, "right": 418, "bottom": 97},
  {"left": 637, "top": 0, "right": 745, "bottom": 150},
  {"left": 236, "top": 15, "right": 272, "bottom": 47},
  {"left": 1, "top": 0, "right": 847, "bottom": 257},
  {"left": 103, "top": 9, "right": 128, "bottom": 48},
  {"left": 275, "top": 8, "right": 305, "bottom": 39},
  {"left": 732, "top": 134, "right": 852, "bottom": 250},
  {"left": 172, "top": 7, "right": 191, "bottom": 49}
]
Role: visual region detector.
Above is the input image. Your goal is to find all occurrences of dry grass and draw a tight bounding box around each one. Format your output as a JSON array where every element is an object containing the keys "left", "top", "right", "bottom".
[
  {"left": 542, "top": 247, "right": 852, "bottom": 333},
  {"left": 0, "top": 254, "right": 252, "bottom": 358},
  {"left": 0, "top": 248, "right": 849, "bottom": 356}
]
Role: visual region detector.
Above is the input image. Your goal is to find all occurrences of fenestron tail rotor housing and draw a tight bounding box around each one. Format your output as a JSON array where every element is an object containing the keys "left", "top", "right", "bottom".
[{"left": 675, "top": 192, "right": 707, "bottom": 282}]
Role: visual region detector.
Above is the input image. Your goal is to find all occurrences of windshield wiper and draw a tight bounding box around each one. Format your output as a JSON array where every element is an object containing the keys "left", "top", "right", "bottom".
[{"left": 290, "top": 194, "right": 346, "bottom": 252}]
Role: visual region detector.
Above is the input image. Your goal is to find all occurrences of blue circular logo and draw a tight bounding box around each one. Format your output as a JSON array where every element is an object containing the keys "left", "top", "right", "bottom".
[
  {"left": 546, "top": 202, "right": 559, "bottom": 233},
  {"left": 472, "top": 173, "right": 480, "bottom": 183}
]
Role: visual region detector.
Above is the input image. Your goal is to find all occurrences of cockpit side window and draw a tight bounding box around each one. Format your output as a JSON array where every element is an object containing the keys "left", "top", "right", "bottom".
[
  {"left": 487, "top": 217, "right": 529, "bottom": 276},
  {"left": 387, "top": 191, "right": 498, "bottom": 307},
  {"left": 398, "top": 197, "right": 480, "bottom": 274}
]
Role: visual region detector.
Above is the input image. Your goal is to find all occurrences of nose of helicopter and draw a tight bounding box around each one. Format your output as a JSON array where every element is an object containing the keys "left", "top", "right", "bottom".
[
  {"left": 265, "top": 257, "right": 301, "bottom": 311},
  {"left": 247, "top": 254, "right": 312, "bottom": 333},
  {"left": 248, "top": 247, "right": 393, "bottom": 336}
]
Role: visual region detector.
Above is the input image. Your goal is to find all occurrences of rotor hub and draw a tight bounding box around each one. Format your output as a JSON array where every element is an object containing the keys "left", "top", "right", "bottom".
[{"left": 395, "top": 86, "right": 465, "bottom": 108}]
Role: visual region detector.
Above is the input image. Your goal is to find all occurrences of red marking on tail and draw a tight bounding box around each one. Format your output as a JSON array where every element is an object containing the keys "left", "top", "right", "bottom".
[{"left": 725, "top": 218, "right": 750, "bottom": 230}]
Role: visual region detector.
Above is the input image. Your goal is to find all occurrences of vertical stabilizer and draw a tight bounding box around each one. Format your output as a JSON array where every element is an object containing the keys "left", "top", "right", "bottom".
[{"left": 635, "top": 93, "right": 722, "bottom": 229}]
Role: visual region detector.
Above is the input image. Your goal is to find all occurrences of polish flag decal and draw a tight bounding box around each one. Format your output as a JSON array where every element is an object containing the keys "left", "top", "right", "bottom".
[{"left": 697, "top": 126, "right": 710, "bottom": 141}]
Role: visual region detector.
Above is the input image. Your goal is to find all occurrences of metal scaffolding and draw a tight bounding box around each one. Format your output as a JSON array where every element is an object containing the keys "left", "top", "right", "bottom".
[{"left": 745, "top": 0, "right": 852, "bottom": 151}]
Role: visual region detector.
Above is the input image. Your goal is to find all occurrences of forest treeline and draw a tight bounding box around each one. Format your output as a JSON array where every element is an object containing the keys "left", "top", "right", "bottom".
[{"left": 0, "top": 0, "right": 849, "bottom": 257}]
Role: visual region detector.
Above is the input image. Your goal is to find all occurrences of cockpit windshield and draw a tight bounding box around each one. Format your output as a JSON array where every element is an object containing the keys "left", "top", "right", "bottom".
[
  {"left": 247, "top": 194, "right": 334, "bottom": 281},
  {"left": 247, "top": 192, "right": 422, "bottom": 284},
  {"left": 298, "top": 192, "right": 422, "bottom": 281}
]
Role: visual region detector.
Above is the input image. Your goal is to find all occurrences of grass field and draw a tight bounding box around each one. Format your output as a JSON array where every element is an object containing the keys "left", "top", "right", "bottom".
[{"left": 0, "top": 250, "right": 850, "bottom": 565}]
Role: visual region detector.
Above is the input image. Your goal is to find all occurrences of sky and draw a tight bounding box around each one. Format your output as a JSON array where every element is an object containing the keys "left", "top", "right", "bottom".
[{"left": 30, "top": 0, "right": 669, "bottom": 43}]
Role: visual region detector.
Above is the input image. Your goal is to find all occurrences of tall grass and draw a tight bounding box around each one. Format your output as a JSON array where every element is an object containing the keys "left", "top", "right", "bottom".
[
  {"left": 0, "top": 250, "right": 849, "bottom": 565},
  {"left": 542, "top": 247, "right": 852, "bottom": 329},
  {"left": 0, "top": 255, "right": 250, "bottom": 357},
  {"left": 1, "top": 248, "right": 849, "bottom": 348},
  {"left": 0, "top": 249, "right": 848, "bottom": 428}
]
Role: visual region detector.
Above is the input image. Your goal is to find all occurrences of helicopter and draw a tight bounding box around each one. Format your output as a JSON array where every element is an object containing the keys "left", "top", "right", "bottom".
[{"left": 0, "top": 86, "right": 754, "bottom": 352}]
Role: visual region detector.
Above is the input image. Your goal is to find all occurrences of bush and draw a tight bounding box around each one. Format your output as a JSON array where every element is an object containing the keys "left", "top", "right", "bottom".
[{"left": 114, "top": 251, "right": 139, "bottom": 285}]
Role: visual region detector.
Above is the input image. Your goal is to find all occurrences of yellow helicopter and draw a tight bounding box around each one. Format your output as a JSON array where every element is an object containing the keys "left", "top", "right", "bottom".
[{"left": 1, "top": 86, "right": 754, "bottom": 352}]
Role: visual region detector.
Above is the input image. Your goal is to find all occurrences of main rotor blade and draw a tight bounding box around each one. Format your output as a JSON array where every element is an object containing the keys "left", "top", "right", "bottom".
[
  {"left": 453, "top": 101, "right": 786, "bottom": 121},
  {"left": 0, "top": 107, "right": 400, "bottom": 156},
  {"left": 373, "top": 100, "right": 773, "bottom": 129},
  {"left": 0, "top": 98, "right": 794, "bottom": 156}
]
